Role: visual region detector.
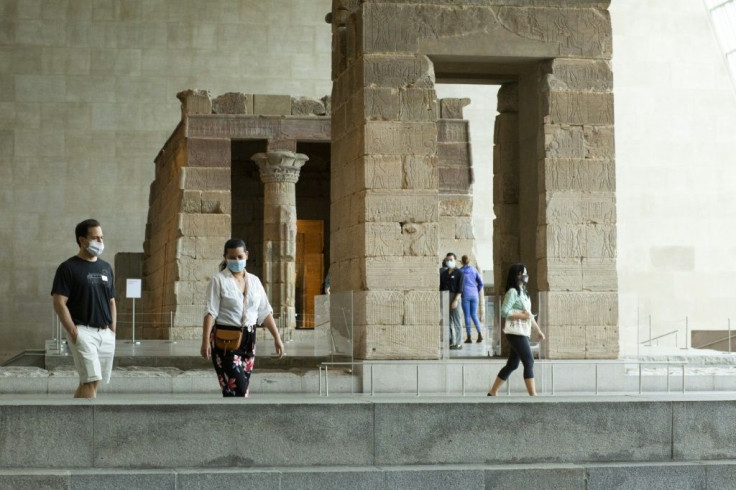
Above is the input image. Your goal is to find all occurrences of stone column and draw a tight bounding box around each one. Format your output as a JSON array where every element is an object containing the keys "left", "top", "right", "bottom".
[
  {"left": 538, "top": 59, "right": 618, "bottom": 359},
  {"left": 493, "top": 83, "right": 520, "bottom": 296},
  {"left": 251, "top": 150, "right": 308, "bottom": 337}
]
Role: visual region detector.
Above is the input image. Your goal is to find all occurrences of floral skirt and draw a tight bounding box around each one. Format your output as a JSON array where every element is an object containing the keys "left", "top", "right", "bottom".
[{"left": 210, "top": 326, "right": 256, "bottom": 397}]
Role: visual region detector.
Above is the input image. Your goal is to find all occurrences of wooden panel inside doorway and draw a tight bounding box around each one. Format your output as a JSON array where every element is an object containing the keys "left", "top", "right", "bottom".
[{"left": 296, "top": 220, "right": 324, "bottom": 329}]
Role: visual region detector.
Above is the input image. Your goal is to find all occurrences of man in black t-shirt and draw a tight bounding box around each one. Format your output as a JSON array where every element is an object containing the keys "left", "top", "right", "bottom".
[
  {"left": 440, "top": 252, "right": 464, "bottom": 349},
  {"left": 51, "top": 219, "right": 116, "bottom": 398}
]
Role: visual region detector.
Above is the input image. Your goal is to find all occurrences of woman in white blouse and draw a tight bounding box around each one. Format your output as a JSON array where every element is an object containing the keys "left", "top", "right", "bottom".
[{"left": 200, "top": 239, "right": 284, "bottom": 397}]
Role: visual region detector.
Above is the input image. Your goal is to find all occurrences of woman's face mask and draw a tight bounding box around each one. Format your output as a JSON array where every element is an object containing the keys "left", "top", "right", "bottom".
[{"left": 227, "top": 259, "right": 246, "bottom": 273}]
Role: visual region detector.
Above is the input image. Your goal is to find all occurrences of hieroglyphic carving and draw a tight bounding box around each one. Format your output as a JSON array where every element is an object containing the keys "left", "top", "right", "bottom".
[
  {"left": 366, "top": 87, "right": 400, "bottom": 120},
  {"left": 364, "top": 121, "right": 437, "bottom": 156},
  {"left": 355, "top": 290, "right": 405, "bottom": 326},
  {"left": 364, "top": 155, "right": 403, "bottom": 189},
  {"left": 497, "top": 6, "right": 611, "bottom": 58},
  {"left": 439, "top": 196, "right": 473, "bottom": 217},
  {"left": 544, "top": 125, "right": 585, "bottom": 159},
  {"left": 543, "top": 159, "right": 615, "bottom": 193},
  {"left": 401, "top": 222, "right": 439, "bottom": 256},
  {"left": 363, "top": 256, "right": 439, "bottom": 290},
  {"left": 366, "top": 222, "right": 403, "bottom": 257},
  {"left": 545, "top": 59, "right": 613, "bottom": 92},
  {"left": 400, "top": 88, "right": 438, "bottom": 122},
  {"left": 187, "top": 138, "right": 230, "bottom": 167},
  {"left": 545, "top": 292, "right": 618, "bottom": 326},
  {"left": 404, "top": 291, "right": 440, "bottom": 326},
  {"left": 548, "top": 92, "right": 614, "bottom": 125},
  {"left": 403, "top": 155, "right": 437, "bottom": 189},
  {"left": 363, "top": 54, "right": 435, "bottom": 88},
  {"left": 581, "top": 258, "right": 617, "bottom": 291},
  {"left": 437, "top": 120, "right": 468, "bottom": 143},
  {"left": 364, "top": 190, "right": 438, "bottom": 223},
  {"left": 544, "top": 193, "right": 616, "bottom": 225},
  {"left": 583, "top": 125, "right": 615, "bottom": 159}
]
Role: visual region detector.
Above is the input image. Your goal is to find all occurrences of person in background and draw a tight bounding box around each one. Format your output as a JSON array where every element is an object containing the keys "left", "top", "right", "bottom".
[
  {"left": 51, "top": 219, "right": 116, "bottom": 398},
  {"left": 460, "top": 255, "right": 484, "bottom": 343},
  {"left": 487, "top": 263, "right": 545, "bottom": 396},
  {"left": 439, "top": 252, "right": 464, "bottom": 350},
  {"left": 201, "top": 239, "right": 284, "bottom": 397}
]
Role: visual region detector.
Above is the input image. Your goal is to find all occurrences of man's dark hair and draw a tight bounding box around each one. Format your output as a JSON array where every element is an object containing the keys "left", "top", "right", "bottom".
[
  {"left": 445, "top": 252, "right": 456, "bottom": 260},
  {"left": 75, "top": 219, "right": 100, "bottom": 247}
]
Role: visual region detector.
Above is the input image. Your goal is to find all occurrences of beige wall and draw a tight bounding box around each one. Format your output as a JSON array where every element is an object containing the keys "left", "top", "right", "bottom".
[
  {"left": 611, "top": 0, "right": 736, "bottom": 355},
  {"left": 0, "top": 0, "right": 332, "bottom": 361}
]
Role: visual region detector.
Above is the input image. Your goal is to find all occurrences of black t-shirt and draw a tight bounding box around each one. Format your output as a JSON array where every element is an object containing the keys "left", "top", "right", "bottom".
[
  {"left": 440, "top": 268, "right": 464, "bottom": 294},
  {"left": 51, "top": 256, "right": 115, "bottom": 328}
]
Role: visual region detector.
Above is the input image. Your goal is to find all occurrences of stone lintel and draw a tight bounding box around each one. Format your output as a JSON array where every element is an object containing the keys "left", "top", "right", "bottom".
[
  {"left": 185, "top": 115, "right": 330, "bottom": 141},
  {"left": 361, "top": 3, "right": 612, "bottom": 59}
]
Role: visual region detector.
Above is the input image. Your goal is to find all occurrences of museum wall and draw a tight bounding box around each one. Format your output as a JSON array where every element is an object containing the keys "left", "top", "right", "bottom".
[{"left": 0, "top": 0, "right": 333, "bottom": 360}]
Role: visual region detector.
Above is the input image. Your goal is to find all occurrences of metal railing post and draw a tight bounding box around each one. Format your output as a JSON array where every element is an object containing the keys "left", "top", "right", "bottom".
[
  {"left": 667, "top": 363, "right": 670, "bottom": 393},
  {"left": 370, "top": 364, "right": 374, "bottom": 396},
  {"left": 595, "top": 364, "right": 599, "bottom": 395},
  {"left": 416, "top": 364, "right": 420, "bottom": 396},
  {"left": 551, "top": 364, "right": 555, "bottom": 396},
  {"left": 729, "top": 318, "right": 732, "bottom": 354},
  {"left": 325, "top": 365, "right": 329, "bottom": 397},
  {"left": 318, "top": 366, "right": 322, "bottom": 396},
  {"left": 462, "top": 364, "right": 466, "bottom": 397},
  {"left": 648, "top": 315, "right": 652, "bottom": 347},
  {"left": 682, "top": 364, "right": 686, "bottom": 394},
  {"left": 638, "top": 363, "right": 642, "bottom": 394}
]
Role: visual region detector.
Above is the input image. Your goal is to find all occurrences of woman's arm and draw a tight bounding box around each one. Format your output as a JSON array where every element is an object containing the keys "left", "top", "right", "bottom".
[
  {"left": 201, "top": 313, "right": 215, "bottom": 359},
  {"left": 532, "top": 316, "right": 545, "bottom": 340},
  {"left": 261, "top": 314, "right": 284, "bottom": 358},
  {"left": 501, "top": 289, "right": 531, "bottom": 321}
]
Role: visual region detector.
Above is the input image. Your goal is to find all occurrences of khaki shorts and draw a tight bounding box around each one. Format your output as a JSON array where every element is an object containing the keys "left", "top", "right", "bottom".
[{"left": 66, "top": 325, "right": 116, "bottom": 384}]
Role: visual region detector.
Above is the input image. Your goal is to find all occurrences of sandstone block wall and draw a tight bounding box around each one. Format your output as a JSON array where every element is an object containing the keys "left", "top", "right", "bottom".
[
  {"left": 334, "top": 0, "right": 618, "bottom": 359},
  {"left": 140, "top": 91, "right": 331, "bottom": 340}
]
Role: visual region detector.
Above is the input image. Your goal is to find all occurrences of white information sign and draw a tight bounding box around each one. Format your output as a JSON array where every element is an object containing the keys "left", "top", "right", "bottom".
[{"left": 126, "top": 279, "right": 142, "bottom": 299}]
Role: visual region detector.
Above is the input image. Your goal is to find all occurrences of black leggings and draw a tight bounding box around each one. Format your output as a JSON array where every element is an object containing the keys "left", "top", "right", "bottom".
[{"left": 497, "top": 333, "right": 534, "bottom": 380}]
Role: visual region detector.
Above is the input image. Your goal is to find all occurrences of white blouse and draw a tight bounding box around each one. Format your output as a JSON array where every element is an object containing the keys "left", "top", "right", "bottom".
[{"left": 204, "top": 269, "right": 273, "bottom": 327}]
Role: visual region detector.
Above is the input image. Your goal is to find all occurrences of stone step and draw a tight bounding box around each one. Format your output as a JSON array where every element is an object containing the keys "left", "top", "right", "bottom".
[
  {"left": 3, "top": 361, "right": 736, "bottom": 396},
  {"left": 2, "top": 461, "right": 735, "bottom": 489},
  {"left": 0, "top": 366, "right": 355, "bottom": 395},
  {"left": 1, "top": 395, "right": 735, "bottom": 470}
]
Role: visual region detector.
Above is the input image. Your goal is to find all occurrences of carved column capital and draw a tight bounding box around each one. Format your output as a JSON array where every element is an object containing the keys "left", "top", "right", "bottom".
[{"left": 252, "top": 150, "right": 309, "bottom": 184}]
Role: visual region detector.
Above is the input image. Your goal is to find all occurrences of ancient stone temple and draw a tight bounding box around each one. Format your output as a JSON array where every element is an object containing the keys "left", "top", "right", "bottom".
[
  {"left": 137, "top": 89, "right": 475, "bottom": 347},
  {"left": 328, "top": 0, "right": 618, "bottom": 359},
  {"left": 136, "top": 0, "right": 617, "bottom": 360}
]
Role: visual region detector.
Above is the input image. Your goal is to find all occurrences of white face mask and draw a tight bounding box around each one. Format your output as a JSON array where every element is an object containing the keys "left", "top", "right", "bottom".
[
  {"left": 227, "top": 259, "right": 246, "bottom": 273},
  {"left": 446, "top": 260, "right": 456, "bottom": 269},
  {"left": 86, "top": 240, "right": 104, "bottom": 257}
]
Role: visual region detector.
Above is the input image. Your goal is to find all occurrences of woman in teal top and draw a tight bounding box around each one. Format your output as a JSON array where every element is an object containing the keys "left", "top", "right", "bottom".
[{"left": 488, "top": 263, "right": 545, "bottom": 396}]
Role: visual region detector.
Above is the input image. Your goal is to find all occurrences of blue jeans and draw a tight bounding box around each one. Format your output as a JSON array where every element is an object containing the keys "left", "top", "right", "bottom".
[{"left": 462, "top": 295, "right": 481, "bottom": 336}]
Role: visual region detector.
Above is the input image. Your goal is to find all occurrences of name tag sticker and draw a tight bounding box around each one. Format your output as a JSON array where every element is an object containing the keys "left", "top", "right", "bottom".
[{"left": 101, "top": 275, "right": 108, "bottom": 282}]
